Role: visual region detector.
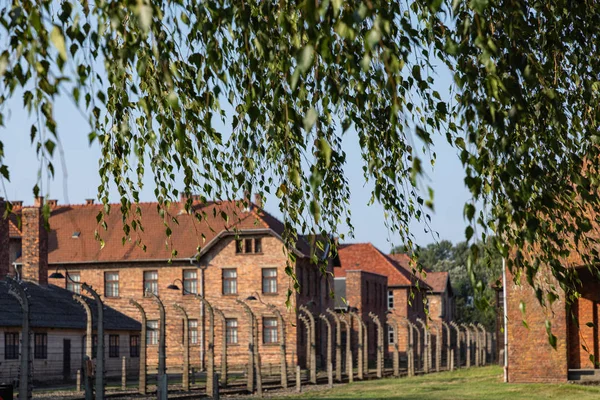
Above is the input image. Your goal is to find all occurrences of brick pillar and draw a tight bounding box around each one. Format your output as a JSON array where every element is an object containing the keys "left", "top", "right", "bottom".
[
  {"left": 0, "top": 198, "right": 9, "bottom": 279},
  {"left": 22, "top": 197, "right": 48, "bottom": 285}
]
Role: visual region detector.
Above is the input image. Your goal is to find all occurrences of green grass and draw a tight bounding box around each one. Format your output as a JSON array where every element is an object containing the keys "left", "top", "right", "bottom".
[{"left": 287, "top": 366, "right": 600, "bottom": 400}]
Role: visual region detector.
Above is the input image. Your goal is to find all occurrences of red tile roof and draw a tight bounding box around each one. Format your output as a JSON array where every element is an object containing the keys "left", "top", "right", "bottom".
[
  {"left": 14, "top": 200, "right": 310, "bottom": 264},
  {"left": 389, "top": 253, "right": 451, "bottom": 294},
  {"left": 8, "top": 219, "right": 21, "bottom": 238},
  {"left": 336, "top": 243, "right": 430, "bottom": 289}
]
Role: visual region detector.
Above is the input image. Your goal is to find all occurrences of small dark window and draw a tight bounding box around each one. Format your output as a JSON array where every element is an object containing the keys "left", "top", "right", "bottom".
[
  {"left": 147, "top": 321, "right": 159, "bottom": 345},
  {"left": 5, "top": 332, "right": 19, "bottom": 360},
  {"left": 254, "top": 238, "right": 263, "bottom": 253},
  {"left": 34, "top": 333, "right": 47, "bottom": 359},
  {"left": 263, "top": 317, "right": 278, "bottom": 344},
  {"left": 388, "top": 325, "right": 395, "bottom": 344},
  {"left": 130, "top": 335, "right": 140, "bottom": 357},
  {"left": 244, "top": 238, "right": 253, "bottom": 254},
  {"left": 109, "top": 335, "right": 120, "bottom": 358},
  {"left": 236, "top": 239, "right": 243, "bottom": 254}
]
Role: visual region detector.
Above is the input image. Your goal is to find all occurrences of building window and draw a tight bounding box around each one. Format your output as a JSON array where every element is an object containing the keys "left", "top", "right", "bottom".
[
  {"left": 67, "top": 272, "right": 81, "bottom": 294},
  {"left": 144, "top": 270, "right": 158, "bottom": 295},
  {"left": 222, "top": 269, "right": 237, "bottom": 295},
  {"left": 147, "top": 320, "right": 158, "bottom": 345},
  {"left": 263, "top": 317, "right": 278, "bottom": 344},
  {"left": 226, "top": 319, "right": 238, "bottom": 344},
  {"left": 104, "top": 272, "right": 119, "bottom": 297},
  {"left": 109, "top": 335, "right": 120, "bottom": 358},
  {"left": 388, "top": 325, "right": 395, "bottom": 344},
  {"left": 262, "top": 268, "right": 277, "bottom": 294},
  {"left": 34, "top": 333, "right": 47, "bottom": 359},
  {"left": 130, "top": 335, "right": 140, "bottom": 357},
  {"left": 4, "top": 332, "right": 19, "bottom": 360},
  {"left": 183, "top": 270, "right": 198, "bottom": 295},
  {"left": 245, "top": 238, "right": 253, "bottom": 254},
  {"left": 235, "top": 239, "right": 243, "bottom": 254},
  {"left": 189, "top": 319, "right": 198, "bottom": 344},
  {"left": 254, "top": 238, "right": 262, "bottom": 253}
]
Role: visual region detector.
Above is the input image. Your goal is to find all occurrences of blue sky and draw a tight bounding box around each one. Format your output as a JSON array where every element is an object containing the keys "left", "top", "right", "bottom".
[{"left": 0, "top": 73, "right": 470, "bottom": 254}]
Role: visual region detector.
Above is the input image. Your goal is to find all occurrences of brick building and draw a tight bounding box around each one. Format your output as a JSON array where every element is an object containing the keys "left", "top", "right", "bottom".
[
  {"left": 335, "top": 244, "right": 430, "bottom": 357},
  {"left": 504, "top": 262, "right": 600, "bottom": 383},
  {"left": 3, "top": 196, "right": 334, "bottom": 375},
  {"left": 0, "top": 198, "right": 140, "bottom": 383}
]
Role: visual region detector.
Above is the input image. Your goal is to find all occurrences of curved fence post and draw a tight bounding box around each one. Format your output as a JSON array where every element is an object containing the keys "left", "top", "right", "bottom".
[
  {"left": 326, "top": 309, "right": 342, "bottom": 382},
  {"left": 173, "top": 304, "right": 190, "bottom": 391},
  {"left": 348, "top": 311, "right": 364, "bottom": 380},
  {"left": 74, "top": 294, "right": 93, "bottom": 399},
  {"left": 387, "top": 317, "right": 400, "bottom": 377},
  {"left": 299, "top": 305, "right": 317, "bottom": 384},
  {"left": 432, "top": 323, "right": 441, "bottom": 373},
  {"left": 441, "top": 321, "right": 452, "bottom": 371},
  {"left": 130, "top": 299, "right": 147, "bottom": 395},
  {"left": 369, "top": 313, "right": 384, "bottom": 378},
  {"left": 340, "top": 314, "right": 353, "bottom": 383},
  {"left": 270, "top": 307, "right": 288, "bottom": 389},
  {"left": 197, "top": 296, "right": 215, "bottom": 395},
  {"left": 416, "top": 319, "right": 429, "bottom": 373},
  {"left": 450, "top": 322, "right": 461, "bottom": 368},
  {"left": 477, "top": 324, "right": 488, "bottom": 366},
  {"left": 213, "top": 307, "right": 228, "bottom": 388},
  {"left": 469, "top": 323, "right": 480, "bottom": 367},
  {"left": 461, "top": 324, "right": 471, "bottom": 368},
  {"left": 6, "top": 277, "right": 32, "bottom": 400},
  {"left": 320, "top": 314, "right": 333, "bottom": 387}
]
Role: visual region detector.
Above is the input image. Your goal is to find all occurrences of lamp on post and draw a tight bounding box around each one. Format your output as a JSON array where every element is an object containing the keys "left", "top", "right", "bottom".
[
  {"left": 50, "top": 268, "right": 104, "bottom": 400},
  {"left": 145, "top": 290, "right": 167, "bottom": 400}
]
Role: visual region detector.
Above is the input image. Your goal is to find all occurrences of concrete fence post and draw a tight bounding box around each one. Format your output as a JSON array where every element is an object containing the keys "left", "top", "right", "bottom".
[
  {"left": 442, "top": 322, "right": 452, "bottom": 371},
  {"left": 388, "top": 318, "right": 400, "bottom": 378},
  {"left": 416, "top": 319, "right": 429, "bottom": 373},
  {"left": 461, "top": 324, "right": 471, "bottom": 368},
  {"left": 326, "top": 309, "right": 343, "bottom": 382},
  {"left": 74, "top": 294, "right": 93, "bottom": 399},
  {"left": 450, "top": 322, "right": 461, "bottom": 369},
  {"left": 469, "top": 324, "right": 480, "bottom": 367},
  {"left": 77, "top": 370, "right": 82, "bottom": 392},
  {"left": 299, "top": 305, "right": 317, "bottom": 385},
  {"left": 341, "top": 315, "right": 353, "bottom": 383},
  {"left": 213, "top": 308, "right": 228, "bottom": 388},
  {"left": 433, "top": 324, "right": 441, "bottom": 373},
  {"left": 348, "top": 311, "right": 364, "bottom": 380},
  {"left": 320, "top": 314, "right": 333, "bottom": 384},
  {"left": 173, "top": 304, "right": 190, "bottom": 391},
  {"left": 197, "top": 296, "right": 215, "bottom": 396},
  {"left": 368, "top": 312, "right": 383, "bottom": 379},
  {"left": 296, "top": 365, "right": 301, "bottom": 392},
  {"left": 129, "top": 299, "right": 147, "bottom": 395},
  {"left": 121, "top": 356, "right": 127, "bottom": 390}
]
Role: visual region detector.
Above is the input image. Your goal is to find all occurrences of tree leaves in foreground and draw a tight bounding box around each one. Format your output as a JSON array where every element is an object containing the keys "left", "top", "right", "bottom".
[{"left": 2, "top": 0, "right": 600, "bottom": 320}]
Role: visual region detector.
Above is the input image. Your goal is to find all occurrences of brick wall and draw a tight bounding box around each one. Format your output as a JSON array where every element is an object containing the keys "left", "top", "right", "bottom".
[
  {"left": 506, "top": 268, "right": 568, "bottom": 383},
  {"left": 387, "top": 286, "right": 427, "bottom": 354},
  {"left": 345, "top": 270, "right": 388, "bottom": 365}
]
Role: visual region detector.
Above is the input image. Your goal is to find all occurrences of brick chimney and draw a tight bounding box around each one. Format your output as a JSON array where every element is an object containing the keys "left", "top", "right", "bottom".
[
  {"left": 0, "top": 198, "right": 9, "bottom": 280},
  {"left": 85, "top": 198, "right": 95, "bottom": 205},
  {"left": 22, "top": 197, "right": 48, "bottom": 285},
  {"left": 254, "top": 193, "right": 263, "bottom": 209}
]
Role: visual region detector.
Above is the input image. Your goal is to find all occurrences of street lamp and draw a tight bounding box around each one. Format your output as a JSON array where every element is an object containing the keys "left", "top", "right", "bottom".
[{"left": 50, "top": 268, "right": 104, "bottom": 400}]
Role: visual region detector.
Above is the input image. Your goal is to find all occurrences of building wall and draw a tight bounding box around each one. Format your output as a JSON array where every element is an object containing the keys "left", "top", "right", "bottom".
[
  {"left": 387, "top": 286, "right": 427, "bottom": 354},
  {"left": 0, "top": 328, "right": 138, "bottom": 383},
  {"left": 47, "top": 235, "right": 332, "bottom": 373},
  {"left": 506, "top": 269, "right": 568, "bottom": 383},
  {"left": 345, "top": 270, "right": 388, "bottom": 365}
]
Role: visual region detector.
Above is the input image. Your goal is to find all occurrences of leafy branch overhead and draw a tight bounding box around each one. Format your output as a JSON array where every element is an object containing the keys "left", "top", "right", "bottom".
[{"left": 2, "top": 0, "right": 600, "bottom": 326}]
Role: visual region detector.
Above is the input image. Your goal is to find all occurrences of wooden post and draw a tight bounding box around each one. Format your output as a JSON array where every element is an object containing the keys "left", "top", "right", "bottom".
[
  {"left": 326, "top": 309, "right": 342, "bottom": 382},
  {"left": 121, "top": 356, "right": 127, "bottom": 390},
  {"left": 130, "top": 299, "right": 147, "bottom": 395}
]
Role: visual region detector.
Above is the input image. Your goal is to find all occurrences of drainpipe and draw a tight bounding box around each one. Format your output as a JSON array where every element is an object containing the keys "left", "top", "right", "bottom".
[{"left": 502, "top": 257, "right": 508, "bottom": 382}]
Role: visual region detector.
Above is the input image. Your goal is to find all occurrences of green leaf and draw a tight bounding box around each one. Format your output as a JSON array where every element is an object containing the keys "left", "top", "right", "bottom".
[
  {"left": 298, "top": 45, "right": 314, "bottom": 73},
  {"left": 303, "top": 108, "right": 318, "bottom": 131},
  {"left": 50, "top": 26, "right": 67, "bottom": 61}
]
